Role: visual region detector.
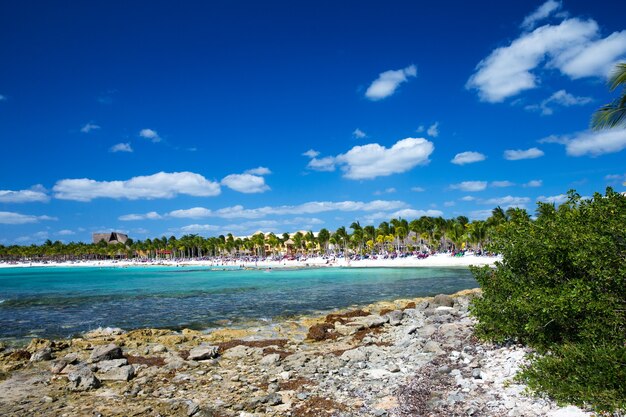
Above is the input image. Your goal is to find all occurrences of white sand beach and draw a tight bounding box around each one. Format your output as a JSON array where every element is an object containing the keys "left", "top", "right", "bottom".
[{"left": 0, "top": 253, "right": 500, "bottom": 269}]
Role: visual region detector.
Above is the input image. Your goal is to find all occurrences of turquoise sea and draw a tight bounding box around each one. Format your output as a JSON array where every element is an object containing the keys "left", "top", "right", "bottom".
[{"left": 0, "top": 266, "right": 477, "bottom": 343}]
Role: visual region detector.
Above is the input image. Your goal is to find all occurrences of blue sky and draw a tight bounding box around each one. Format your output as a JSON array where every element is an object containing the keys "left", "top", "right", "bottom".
[{"left": 1, "top": 0, "right": 626, "bottom": 244}]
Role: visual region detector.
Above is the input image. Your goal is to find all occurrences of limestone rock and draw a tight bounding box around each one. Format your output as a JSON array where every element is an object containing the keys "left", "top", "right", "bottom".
[
  {"left": 187, "top": 345, "right": 219, "bottom": 361},
  {"left": 90, "top": 344, "right": 123, "bottom": 362},
  {"left": 387, "top": 310, "right": 404, "bottom": 326},
  {"left": 340, "top": 348, "right": 367, "bottom": 362},
  {"left": 67, "top": 366, "right": 101, "bottom": 391},
  {"left": 98, "top": 365, "right": 135, "bottom": 381},
  {"left": 30, "top": 347, "right": 53, "bottom": 362},
  {"left": 433, "top": 294, "right": 454, "bottom": 307},
  {"left": 334, "top": 322, "right": 363, "bottom": 336},
  {"left": 260, "top": 353, "right": 281, "bottom": 366},
  {"left": 424, "top": 340, "right": 444, "bottom": 355},
  {"left": 95, "top": 358, "right": 128, "bottom": 373}
]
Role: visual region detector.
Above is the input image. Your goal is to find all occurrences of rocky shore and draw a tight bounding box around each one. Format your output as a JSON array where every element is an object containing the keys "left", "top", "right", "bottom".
[{"left": 0, "top": 289, "right": 590, "bottom": 416}]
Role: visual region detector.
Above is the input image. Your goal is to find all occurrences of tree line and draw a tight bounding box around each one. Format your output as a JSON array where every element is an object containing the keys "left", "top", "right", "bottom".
[{"left": 0, "top": 205, "right": 530, "bottom": 261}]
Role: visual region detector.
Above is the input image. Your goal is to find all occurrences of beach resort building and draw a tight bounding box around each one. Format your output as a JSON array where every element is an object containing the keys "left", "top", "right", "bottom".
[{"left": 92, "top": 232, "right": 129, "bottom": 245}]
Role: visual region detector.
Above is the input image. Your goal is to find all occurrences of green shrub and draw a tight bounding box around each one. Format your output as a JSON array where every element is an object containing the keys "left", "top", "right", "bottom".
[{"left": 470, "top": 189, "right": 626, "bottom": 413}]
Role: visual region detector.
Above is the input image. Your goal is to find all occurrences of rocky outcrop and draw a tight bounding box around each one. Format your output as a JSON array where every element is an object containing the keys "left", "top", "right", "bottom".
[{"left": 0, "top": 290, "right": 593, "bottom": 417}]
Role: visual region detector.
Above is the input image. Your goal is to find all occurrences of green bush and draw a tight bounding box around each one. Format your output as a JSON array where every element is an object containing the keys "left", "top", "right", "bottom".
[{"left": 470, "top": 189, "right": 626, "bottom": 413}]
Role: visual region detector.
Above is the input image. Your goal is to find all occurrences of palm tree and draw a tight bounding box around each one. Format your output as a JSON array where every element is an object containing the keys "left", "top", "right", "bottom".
[
  {"left": 317, "top": 228, "right": 330, "bottom": 255},
  {"left": 304, "top": 231, "right": 316, "bottom": 255},
  {"left": 592, "top": 62, "right": 626, "bottom": 130},
  {"left": 334, "top": 226, "right": 349, "bottom": 254}
]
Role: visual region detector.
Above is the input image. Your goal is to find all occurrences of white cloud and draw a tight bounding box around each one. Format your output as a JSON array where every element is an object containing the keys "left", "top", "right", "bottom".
[
  {"left": 168, "top": 200, "right": 407, "bottom": 220},
  {"left": 283, "top": 217, "right": 325, "bottom": 226},
  {"left": 482, "top": 196, "right": 530, "bottom": 207},
  {"left": 302, "top": 149, "right": 320, "bottom": 158},
  {"left": 80, "top": 122, "right": 100, "bottom": 133},
  {"left": 353, "top": 128, "right": 367, "bottom": 139},
  {"left": 504, "top": 147, "right": 545, "bottom": 160},
  {"left": 57, "top": 229, "right": 75, "bottom": 236},
  {"left": 168, "top": 207, "right": 212, "bottom": 219},
  {"left": 467, "top": 12, "right": 626, "bottom": 103},
  {"left": 460, "top": 196, "right": 476, "bottom": 201},
  {"left": 244, "top": 167, "right": 271, "bottom": 176},
  {"left": 374, "top": 187, "right": 396, "bottom": 195},
  {"left": 362, "top": 208, "right": 444, "bottom": 223},
  {"left": 444, "top": 201, "right": 456, "bottom": 207},
  {"left": 491, "top": 180, "right": 515, "bottom": 188},
  {"left": 139, "top": 128, "right": 161, "bottom": 142},
  {"left": 550, "top": 129, "right": 626, "bottom": 156},
  {"left": 467, "top": 19, "right": 597, "bottom": 102},
  {"left": 180, "top": 224, "right": 221, "bottom": 233},
  {"left": 556, "top": 31, "right": 626, "bottom": 79},
  {"left": 427, "top": 122, "right": 439, "bottom": 138},
  {"left": 118, "top": 211, "right": 162, "bottom": 221},
  {"left": 521, "top": 0, "right": 562, "bottom": 31},
  {"left": 538, "top": 194, "right": 568, "bottom": 204},
  {"left": 335, "top": 138, "right": 434, "bottom": 180},
  {"left": 524, "top": 180, "right": 543, "bottom": 187},
  {"left": 0, "top": 211, "right": 56, "bottom": 225},
  {"left": 470, "top": 209, "right": 496, "bottom": 220},
  {"left": 307, "top": 156, "right": 336, "bottom": 172},
  {"left": 110, "top": 142, "right": 133, "bottom": 153},
  {"left": 450, "top": 181, "right": 488, "bottom": 192},
  {"left": 391, "top": 208, "right": 443, "bottom": 218},
  {"left": 605, "top": 174, "right": 626, "bottom": 184},
  {"left": 415, "top": 125, "right": 425, "bottom": 133},
  {"left": 221, "top": 173, "right": 270, "bottom": 194},
  {"left": 365, "top": 65, "right": 417, "bottom": 100},
  {"left": 15, "top": 231, "right": 49, "bottom": 244},
  {"left": 525, "top": 89, "right": 592, "bottom": 115},
  {"left": 53, "top": 171, "right": 221, "bottom": 201},
  {"left": 411, "top": 186, "right": 425, "bottom": 192},
  {"left": 0, "top": 185, "right": 49, "bottom": 203},
  {"left": 451, "top": 151, "right": 486, "bottom": 165}
]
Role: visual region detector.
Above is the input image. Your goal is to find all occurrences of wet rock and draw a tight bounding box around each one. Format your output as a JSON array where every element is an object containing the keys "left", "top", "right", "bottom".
[
  {"left": 67, "top": 366, "right": 101, "bottom": 391},
  {"left": 30, "top": 347, "right": 53, "bottom": 362},
  {"left": 83, "top": 327, "right": 125, "bottom": 338},
  {"left": 187, "top": 345, "right": 219, "bottom": 361},
  {"left": 90, "top": 344, "right": 123, "bottom": 362}
]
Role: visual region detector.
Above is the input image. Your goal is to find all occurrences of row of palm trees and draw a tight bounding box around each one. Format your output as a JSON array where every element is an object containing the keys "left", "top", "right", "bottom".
[{"left": 0, "top": 206, "right": 528, "bottom": 261}]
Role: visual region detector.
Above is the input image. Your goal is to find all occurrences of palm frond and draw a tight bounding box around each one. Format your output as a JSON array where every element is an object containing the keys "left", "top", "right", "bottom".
[
  {"left": 591, "top": 62, "right": 626, "bottom": 130},
  {"left": 608, "top": 62, "right": 626, "bottom": 92}
]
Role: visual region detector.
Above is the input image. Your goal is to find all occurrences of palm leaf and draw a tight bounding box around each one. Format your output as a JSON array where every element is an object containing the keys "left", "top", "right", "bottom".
[{"left": 591, "top": 62, "right": 626, "bottom": 130}]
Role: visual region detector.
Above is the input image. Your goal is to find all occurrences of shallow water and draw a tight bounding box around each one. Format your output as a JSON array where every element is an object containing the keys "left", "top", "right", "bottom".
[{"left": 0, "top": 266, "right": 477, "bottom": 341}]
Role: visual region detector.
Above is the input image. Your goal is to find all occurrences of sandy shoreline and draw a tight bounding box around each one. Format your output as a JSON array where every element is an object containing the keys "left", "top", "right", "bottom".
[{"left": 0, "top": 253, "right": 500, "bottom": 270}]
